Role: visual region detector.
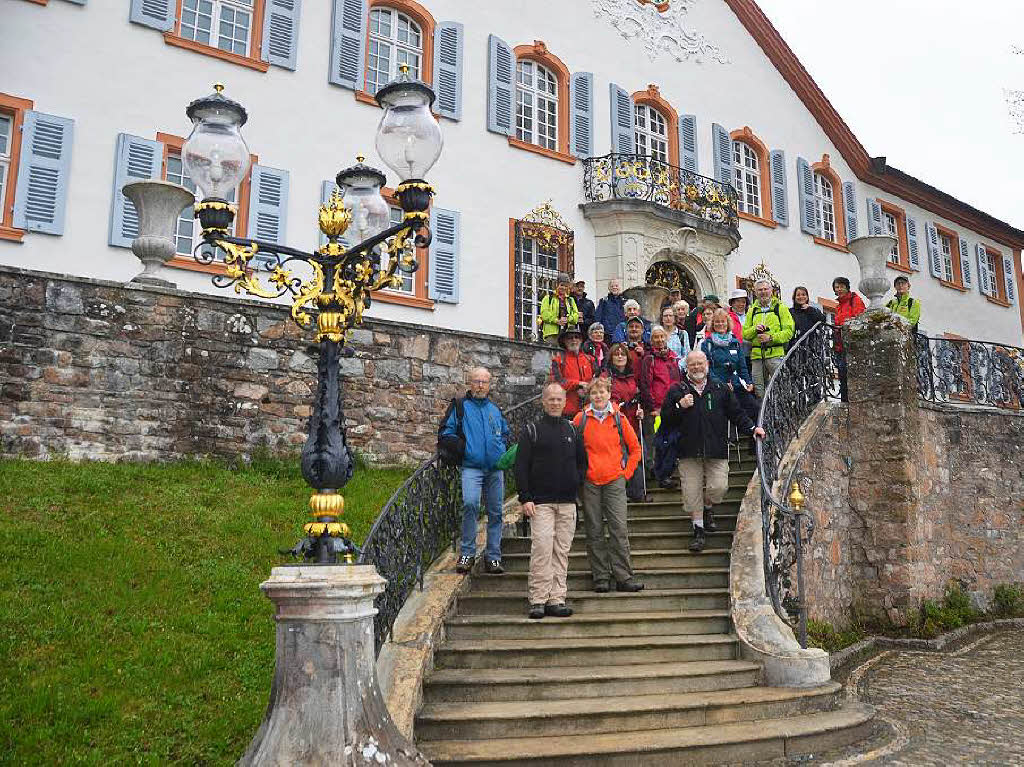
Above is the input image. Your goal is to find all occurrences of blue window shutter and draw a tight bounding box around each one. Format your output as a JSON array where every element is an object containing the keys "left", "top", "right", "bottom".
[
  {"left": 842, "top": 181, "right": 858, "bottom": 240},
  {"left": 975, "top": 243, "right": 992, "bottom": 296},
  {"left": 248, "top": 165, "right": 289, "bottom": 245},
  {"left": 129, "top": 0, "right": 175, "bottom": 31},
  {"left": 609, "top": 83, "right": 634, "bottom": 154},
  {"left": 429, "top": 207, "right": 459, "bottom": 303},
  {"left": 925, "top": 222, "right": 943, "bottom": 278},
  {"left": 12, "top": 111, "right": 74, "bottom": 236},
  {"left": 796, "top": 157, "right": 818, "bottom": 236},
  {"left": 329, "top": 0, "right": 366, "bottom": 90},
  {"left": 262, "top": 0, "right": 301, "bottom": 70},
  {"left": 906, "top": 217, "right": 920, "bottom": 271},
  {"left": 679, "top": 114, "right": 697, "bottom": 173},
  {"left": 711, "top": 123, "right": 733, "bottom": 187},
  {"left": 487, "top": 35, "right": 514, "bottom": 136},
  {"left": 107, "top": 133, "right": 162, "bottom": 247},
  {"left": 433, "top": 21, "right": 464, "bottom": 121},
  {"left": 768, "top": 149, "right": 788, "bottom": 226},
  {"left": 569, "top": 72, "right": 594, "bottom": 159},
  {"left": 1003, "top": 253, "right": 1017, "bottom": 305},
  {"left": 866, "top": 197, "right": 883, "bottom": 236},
  {"left": 956, "top": 237, "right": 971, "bottom": 288}
]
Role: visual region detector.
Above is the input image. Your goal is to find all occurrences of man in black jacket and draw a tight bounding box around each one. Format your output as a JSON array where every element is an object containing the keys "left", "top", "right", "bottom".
[
  {"left": 572, "top": 280, "right": 597, "bottom": 337},
  {"left": 660, "top": 350, "right": 766, "bottom": 552},
  {"left": 514, "top": 383, "right": 588, "bottom": 619}
]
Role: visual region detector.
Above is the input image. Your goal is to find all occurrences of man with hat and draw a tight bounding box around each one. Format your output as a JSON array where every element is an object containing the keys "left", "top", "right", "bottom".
[
  {"left": 660, "top": 287, "right": 683, "bottom": 314},
  {"left": 572, "top": 280, "right": 597, "bottom": 336},
  {"left": 539, "top": 273, "right": 580, "bottom": 346},
  {"left": 623, "top": 316, "right": 648, "bottom": 371},
  {"left": 684, "top": 294, "right": 720, "bottom": 348},
  {"left": 549, "top": 324, "right": 597, "bottom": 418}
]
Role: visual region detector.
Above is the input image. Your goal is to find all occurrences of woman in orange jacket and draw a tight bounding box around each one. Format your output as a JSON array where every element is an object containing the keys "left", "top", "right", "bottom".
[{"left": 572, "top": 376, "right": 645, "bottom": 593}]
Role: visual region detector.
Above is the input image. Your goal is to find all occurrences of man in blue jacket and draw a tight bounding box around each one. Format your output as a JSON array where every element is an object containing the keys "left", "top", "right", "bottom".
[
  {"left": 441, "top": 366, "right": 511, "bottom": 575},
  {"left": 594, "top": 278, "right": 626, "bottom": 336}
]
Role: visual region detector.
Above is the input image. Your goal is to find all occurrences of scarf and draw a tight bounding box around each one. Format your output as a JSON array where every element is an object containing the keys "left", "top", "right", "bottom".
[
  {"left": 708, "top": 332, "right": 734, "bottom": 348},
  {"left": 588, "top": 403, "right": 612, "bottom": 423}
]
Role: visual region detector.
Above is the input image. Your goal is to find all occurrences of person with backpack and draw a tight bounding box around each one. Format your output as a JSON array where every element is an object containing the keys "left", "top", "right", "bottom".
[
  {"left": 639, "top": 326, "right": 681, "bottom": 486},
  {"left": 539, "top": 273, "right": 580, "bottom": 346},
  {"left": 886, "top": 276, "right": 921, "bottom": 332},
  {"left": 549, "top": 324, "right": 597, "bottom": 418},
  {"left": 606, "top": 342, "right": 646, "bottom": 503},
  {"left": 833, "top": 276, "right": 866, "bottom": 402},
  {"left": 594, "top": 277, "right": 627, "bottom": 337},
  {"left": 660, "top": 350, "right": 766, "bottom": 552},
  {"left": 572, "top": 377, "right": 645, "bottom": 593},
  {"left": 742, "top": 279, "right": 795, "bottom": 397},
  {"left": 439, "top": 367, "right": 511, "bottom": 575},
  {"left": 514, "top": 383, "right": 588, "bottom": 619}
]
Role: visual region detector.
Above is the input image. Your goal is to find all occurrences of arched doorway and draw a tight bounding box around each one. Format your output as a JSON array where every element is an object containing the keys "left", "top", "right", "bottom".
[{"left": 645, "top": 260, "right": 700, "bottom": 310}]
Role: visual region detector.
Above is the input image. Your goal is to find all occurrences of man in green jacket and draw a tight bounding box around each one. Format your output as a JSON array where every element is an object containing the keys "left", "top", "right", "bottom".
[
  {"left": 539, "top": 273, "right": 580, "bottom": 345},
  {"left": 742, "top": 279, "right": 795, "bottom": 397},
  {"left": 886, "top": 276, "right": 921, "bottom": 332}
]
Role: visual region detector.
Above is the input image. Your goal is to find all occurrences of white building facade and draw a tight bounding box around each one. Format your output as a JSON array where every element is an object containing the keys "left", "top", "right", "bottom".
[{"left": 2, "top": 0, "right": 1023, "bottom": 346}]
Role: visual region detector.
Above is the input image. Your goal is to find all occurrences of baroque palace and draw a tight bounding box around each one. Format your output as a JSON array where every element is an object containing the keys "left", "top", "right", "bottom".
[{"left": 2, "top": 0, "right": 1023, "bottom": 346}]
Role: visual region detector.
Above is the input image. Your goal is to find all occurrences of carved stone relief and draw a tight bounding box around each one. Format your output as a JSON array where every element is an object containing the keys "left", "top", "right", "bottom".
[{"left": 591, "top": 0, "right": 729, "bottom": 64}]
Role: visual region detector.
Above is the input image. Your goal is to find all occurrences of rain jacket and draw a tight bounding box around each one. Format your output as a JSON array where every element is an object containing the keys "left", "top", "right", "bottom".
[
  {"left": 834, "top": 291, "right": 866, "bottom": 352},
  {"left": 440, "top": 394, "right": 510, "bottom": 471},
  {"left": 639, "top": 347, "right": 681, "bottom": 412},
  {"left": 539, "top": 294, "right": 580, "bottom": 340},
  {"left": 595, "top": 293, "right": 626, "bottom": 335},
  {"left": 549, "top": 349, "right": 597, "bottom": 418},
  {"left": 886, "top": 294, "right": 921, "bottom": 330},
  {"left": 742, "top": 297, "right": 795, "bottom": 360},
  {"left": 572, "top": 403, "right": 641, "bottom": 486},
  {"left": 701, "top": 334, "right": 752, "bottom": 390}
]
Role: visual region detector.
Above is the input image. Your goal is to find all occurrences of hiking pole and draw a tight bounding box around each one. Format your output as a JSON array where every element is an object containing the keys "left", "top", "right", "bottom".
[{"left": 637, "top": 410, "right": 648, "bottom": 500}]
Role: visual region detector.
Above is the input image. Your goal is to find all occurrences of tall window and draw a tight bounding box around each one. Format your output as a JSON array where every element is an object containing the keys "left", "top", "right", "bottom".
[
  {"left": 634, "top": 104, "right": 668, "bottom": 163},
  {"left": 0, "top": 114, "right": 10, "bottom": 221},
  {"left": 165, "top": 149, "right": 236, "bottom": 258},
  {"left": 367, "top": 7, "right": 423, "bottom": 96},
  {"left": 986, "top": 249, "right": 1002, "bottom": 298},
  {"left": 513, "top": 234, "right": 560, "bottom": 341},
  {"left": 732, "top": 141, "right": 761, "bottom": 218},
  {"left": 883, "top": 211, "right": 900, "bottom": 263},
  {"left": 516, "top": 60, "right": 558, "bottom": 151},
  {"left": 813, "top": 172, "right": 837, "bottom": 243},
  {"left": 938, "top": 232, "right": 955, "bottom": 283},
  {"left": 180, "top": 0, "right": 254, "bottom": 56}
]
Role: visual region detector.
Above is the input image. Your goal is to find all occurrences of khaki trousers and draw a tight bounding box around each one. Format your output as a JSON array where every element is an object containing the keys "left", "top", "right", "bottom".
[
  {"left": 528, "top": 503, "right": 577, "bottom": 605},
  {"left": 678, "top": 458, "right": 730, "bottom": 520},
  {"left": 751, "top": 355, "right": 783, "bottom": 398},
  {"left": 581, "top": 478, "right": 633, "bottom": 585}
]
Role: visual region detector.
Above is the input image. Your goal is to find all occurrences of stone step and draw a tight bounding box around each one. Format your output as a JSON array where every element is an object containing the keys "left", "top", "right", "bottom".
[
  {"left": 444, "top": 610, "right": 732, "bottom": 641},
  {"left": 625, "top": 513, "right": 738, "bottom": 532},
  {"left": 457, "top": 588, "right": 730, "bottom": 616},
  {"left": 432, "top": 633, "right": 739, "bottom": 671},
  {"left": 639, "top": 485, "right": 747, "bottom": 503},
  {"left": 421, "top": 659, "right": 761, "bottom": 704},
  {"left": 418, "top": 702, "right": 875, "bottom": 766},
  {"left": 469, "top": 567, "right": 730, "bottom": 592},
  {"left": 416, "top": 681, "right": 843, "bottom": 741},
  {"left": 499, "top": 530, "right": 733, "bottom": 555},
  {"left": 498, "top": 548, "right": 731, "bottom": 572},
  {"left": 627, "top": 500, "right": 739, "bottom": 518}
]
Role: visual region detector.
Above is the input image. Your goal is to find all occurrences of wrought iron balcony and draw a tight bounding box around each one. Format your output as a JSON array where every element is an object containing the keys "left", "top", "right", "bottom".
[
  {"left": 582, "top": 153, "right": 740, "bottom": 234},
  {"left": 916, "top": 333, "right": 1024, "bottom": 409}
]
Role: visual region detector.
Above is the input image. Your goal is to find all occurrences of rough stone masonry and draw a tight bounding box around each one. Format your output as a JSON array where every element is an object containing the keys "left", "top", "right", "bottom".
[{"left": 0, "top": 266, "right": 551, "bottom": 465}]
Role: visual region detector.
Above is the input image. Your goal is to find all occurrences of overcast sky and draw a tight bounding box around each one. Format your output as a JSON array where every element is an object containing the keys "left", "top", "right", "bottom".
[{"left": 755, "top": 0, "right": 1024, "bottom": 231}]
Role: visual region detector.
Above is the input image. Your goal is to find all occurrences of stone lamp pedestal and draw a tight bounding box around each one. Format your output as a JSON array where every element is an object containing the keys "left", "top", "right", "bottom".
[
  {"left": 122, "top": 179, "right": 195, "bottom": 288},
  {"left": 623, "top": 284, "right": 670, "bottom": 322},
  {"left": 239, "top": 565, "right": 428, "bottom": 767},
  {"left": 847, "top": 235, "right": 898, "bottom": 310}
]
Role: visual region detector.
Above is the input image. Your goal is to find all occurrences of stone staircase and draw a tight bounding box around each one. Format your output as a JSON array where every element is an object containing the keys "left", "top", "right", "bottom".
[{"left": 416, "top": 445, "right": 873, "bottom": 765}]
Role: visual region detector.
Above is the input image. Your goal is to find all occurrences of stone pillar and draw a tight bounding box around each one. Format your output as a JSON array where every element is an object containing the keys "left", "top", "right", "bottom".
[
  {"left": 844, "top": 311, "right": 933, "bottom": 624},
  {"left": 239, "top": 565, "right": 428, "bottom": 766}
]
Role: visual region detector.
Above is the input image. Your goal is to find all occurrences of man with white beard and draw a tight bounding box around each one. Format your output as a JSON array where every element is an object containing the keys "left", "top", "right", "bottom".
[{"left": 659, "top": 351, "right": 766, "bottom": 552}]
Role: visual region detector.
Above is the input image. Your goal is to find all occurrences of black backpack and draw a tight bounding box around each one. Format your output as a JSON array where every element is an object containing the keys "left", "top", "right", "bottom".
[{"left": 437, "top": 397, "right": 466, "bottom": 467}]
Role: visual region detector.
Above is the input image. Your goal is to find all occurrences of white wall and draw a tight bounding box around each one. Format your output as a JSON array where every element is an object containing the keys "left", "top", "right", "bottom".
[{"left": 2, "top": 0, "right": 1020, "bottom": 345}]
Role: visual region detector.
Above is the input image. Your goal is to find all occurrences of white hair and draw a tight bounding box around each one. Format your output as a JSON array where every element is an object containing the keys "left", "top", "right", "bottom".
[
  {"left": 650, "top": 324, "right": 667, "bottom": 335},
  {"left": 673, "top": 300, "right": 690, "bottom": 313},
  {"left": 623, "top": 299, "right": 641, "bottom": 311},
  {"left": 753, "top": 278, "right": 772, "bottom": 290}
]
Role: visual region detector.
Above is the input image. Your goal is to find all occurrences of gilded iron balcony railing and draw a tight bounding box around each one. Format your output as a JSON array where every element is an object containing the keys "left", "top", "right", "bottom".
[
  {"left": 916, "top": 333, "right": 1024, "bottom": 409},
  {"left": 582, "top": 153, "right": 740, "bottom": 233}
]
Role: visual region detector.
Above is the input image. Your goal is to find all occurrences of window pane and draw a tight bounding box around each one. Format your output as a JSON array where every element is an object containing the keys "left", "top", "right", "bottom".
[
  {"left": 516, "top": 62, "right": 557, "bottom": 150},
  {"left": 0, "top": 115, "right": 10, "bottom": 157}
]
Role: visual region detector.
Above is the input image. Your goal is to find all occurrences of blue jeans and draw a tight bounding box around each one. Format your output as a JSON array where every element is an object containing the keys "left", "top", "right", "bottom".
[{"left": 460, "top": 467, "right": 504, "bottom": 559}]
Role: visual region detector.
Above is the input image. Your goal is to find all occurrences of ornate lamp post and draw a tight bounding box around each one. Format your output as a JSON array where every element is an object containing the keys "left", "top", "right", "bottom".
[{"left": 183, "top": 69, "right": 442, "bottom": 564}]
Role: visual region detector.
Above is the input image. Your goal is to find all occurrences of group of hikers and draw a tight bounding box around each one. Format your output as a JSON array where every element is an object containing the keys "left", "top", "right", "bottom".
[{"left": 441, "top": 271, "right": 923, "bottom": 618}]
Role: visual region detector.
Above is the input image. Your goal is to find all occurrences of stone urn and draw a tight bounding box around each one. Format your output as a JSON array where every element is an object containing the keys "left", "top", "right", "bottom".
[
  {"left": 122, "top": 179, "right": 195, "bottom": 288},
  {"left": 622, "top": 284, "right": 670, "bottom": 324},
  {"left": 847, "top": 234, "right": 897, "bottom": 310}
]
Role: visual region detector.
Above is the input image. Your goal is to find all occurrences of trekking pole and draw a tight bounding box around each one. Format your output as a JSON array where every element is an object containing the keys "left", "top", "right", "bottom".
[{"left": 638, "top": 412, "right": 648, "bottom": 500}]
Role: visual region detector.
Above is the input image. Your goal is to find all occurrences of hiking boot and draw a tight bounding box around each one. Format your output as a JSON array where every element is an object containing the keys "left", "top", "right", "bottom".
[
  {"left": 703, "top": 506, "right": 717, "bottom": 532},
  {"left": 455, "top": 555, "right": 475, "bottom": 574},
  {"left": 593, "top": 581, "right": 611, "bottom": 593},
  {"left": 544, "top": 603, "right": 573, "bottom": 618},
  {"left": 659, "top": 478, "right": 678, "bottom": 490},
  {"left": 484, "top": 559, "right": 504, "bottom": 575},
  {"left": 616, "top": 580, "right": 645, "bottom": 592},
  {"left": 528, "top": 603, "right": 546, "bottom": 619},
  {"left": 689, "top": 526, "right": 707, "bottom": 552}
]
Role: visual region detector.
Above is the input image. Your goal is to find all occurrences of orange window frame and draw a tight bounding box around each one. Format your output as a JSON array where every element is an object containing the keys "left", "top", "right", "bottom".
[
  {"left": 356, "top": 0, "right": 436, "bottom": 108},
  {"left": 156, "top": 131, "right": 257, "bottom": 275},
  {"left": 509, "top": 41, "right": 575, "bottom": 165},
  {"left": 810, "top": 154, "right": 848, "bottom": 251},
  {"left": 878, "top": 200, "right": 911, "bottom": 273},
  {"left": 982, "top": 245, "right": 1010, "bottom": 306},
  {"left": 0, "top": 92, "right": 32, "bottom": 243},
  {"left": 730, "top": 126, "right": 775, "bottom": 229},
  {"left": 933, "top": 223, "right": 967, "bottom": 291},
  {"left": 507, "top": 217, "right": 575, "bottom": 339},
  {"left": 164, "top": 0, "right": 270, "bottom": 72},
  {"left": 372, "top": 185, "right": 433, "bottom": 310},
  {"left": 632, "top": 84, "right": 679, "bottom": 168}
]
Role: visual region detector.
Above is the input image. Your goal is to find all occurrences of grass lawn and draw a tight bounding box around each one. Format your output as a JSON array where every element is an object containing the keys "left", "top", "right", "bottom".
[{"left": 0, "top": 456, "right": 410, "bottom": 765}]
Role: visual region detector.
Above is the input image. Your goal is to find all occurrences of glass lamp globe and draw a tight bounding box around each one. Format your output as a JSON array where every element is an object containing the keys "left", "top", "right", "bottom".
[
  {"left": 183, "top": 83, "right": 251, "bottom": 200},
  {"left": 336, "top": 157, "right": 390, "bottom": 244},
  {"left": 374, "top": 66, "right": 443, "bottom": 181}
]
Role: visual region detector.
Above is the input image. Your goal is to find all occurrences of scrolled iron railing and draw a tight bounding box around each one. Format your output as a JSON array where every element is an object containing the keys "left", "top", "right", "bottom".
[
  {"left": 754, "top": 322, "right": 839, "bottom": 648},
  {"left": 915, "top": 333, "right": 1024, "bottom": 408},
  {"left": 358, "top": 392, "right": 543, "bottom": 655},
  {"left": 581, "top": 153, "right": 740, "bottom": 233}
]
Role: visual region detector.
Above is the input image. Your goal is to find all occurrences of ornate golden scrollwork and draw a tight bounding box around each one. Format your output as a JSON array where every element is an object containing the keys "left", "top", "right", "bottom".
[
  {"left": 518, "top": 200, "right": 572, "bottom": 251},
  {"left": 318, "top": 189, "right": 352, "bottom": 238}
]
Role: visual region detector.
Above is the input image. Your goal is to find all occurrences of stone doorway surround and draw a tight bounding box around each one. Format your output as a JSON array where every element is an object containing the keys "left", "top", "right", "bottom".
[{"left": 580, "top": 198, "right": 740, "bottom": 297}]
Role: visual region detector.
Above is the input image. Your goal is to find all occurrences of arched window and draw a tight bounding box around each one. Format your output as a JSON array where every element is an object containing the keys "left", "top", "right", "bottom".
[
  {"left": 813, "top": 172, "right": 837, "bottom": 243},
  {"left": 516, "top": 60, "right": 559, "bottom": 151},
  {"left": 733, "top": 140, "right": 762, "bottom": 218},
  {"left": 634, "top": 103, "right": 668, "bottom": 163},
  {"left": 367, "top": 6, "right": 424, "bottom": 96}
]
